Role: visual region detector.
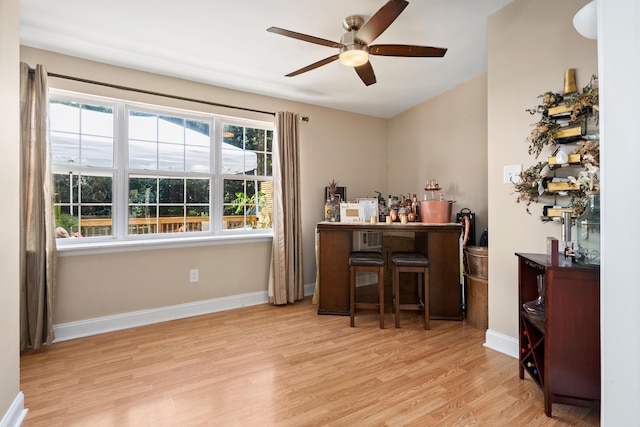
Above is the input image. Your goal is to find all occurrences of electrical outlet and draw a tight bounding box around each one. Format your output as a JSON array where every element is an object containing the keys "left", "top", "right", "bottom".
[
  {"left": 504, "top": 164, "right": 522, "bottom": 184},
  {"left": 189, "top": 269, "right": 199, "bottom": 283}
]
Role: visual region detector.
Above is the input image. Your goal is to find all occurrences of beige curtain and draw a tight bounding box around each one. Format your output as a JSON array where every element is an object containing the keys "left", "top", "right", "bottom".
[
  {"left": 19, "top": 63, "right": 57, "bottom": 350},
  {"left": 268, "top": 112, "right": 304, "bottom": 304}
]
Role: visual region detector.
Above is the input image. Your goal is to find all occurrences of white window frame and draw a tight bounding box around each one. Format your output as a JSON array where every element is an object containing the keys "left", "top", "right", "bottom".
[{"left": 51, "top": 90, "right": 274, "bottom": 255}]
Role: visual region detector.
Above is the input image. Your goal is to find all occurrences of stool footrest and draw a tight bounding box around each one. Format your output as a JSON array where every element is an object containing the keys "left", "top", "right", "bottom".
[
  {"left": 354, "top": 302, "right": 383, "bottom": 310},
  {"left": 398, "top": 302, "right": 424, "bottom": 311}
]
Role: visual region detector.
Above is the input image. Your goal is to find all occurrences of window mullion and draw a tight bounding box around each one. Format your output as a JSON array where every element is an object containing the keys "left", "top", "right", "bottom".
[{"left": 212, "top": 117, "right": 222, "bottom": 234}]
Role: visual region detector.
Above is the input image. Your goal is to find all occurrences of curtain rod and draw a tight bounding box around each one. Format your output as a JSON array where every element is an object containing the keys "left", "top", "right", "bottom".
[
  {"left": 43, "top": 71, "right": 280, "bottom": 117},
  {"left": 37, "top": 70, "right": 310, "bottom": 122}
]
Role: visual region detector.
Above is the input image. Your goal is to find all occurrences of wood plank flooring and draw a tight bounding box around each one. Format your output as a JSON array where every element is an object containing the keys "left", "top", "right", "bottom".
[{"left": 20, "top": 298, "right": 600, "bottom": 426}]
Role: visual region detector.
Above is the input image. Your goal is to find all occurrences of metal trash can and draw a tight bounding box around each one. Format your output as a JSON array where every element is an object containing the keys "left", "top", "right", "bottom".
[{"left": 463, "top": 245, "right": 488, "bottom": 330}]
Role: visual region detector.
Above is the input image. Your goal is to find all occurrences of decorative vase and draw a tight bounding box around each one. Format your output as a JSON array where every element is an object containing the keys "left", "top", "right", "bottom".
[
  {"left": 563, "top": 68, "right": 577, "bottom": 94},
  {"left": 575, "top": 193, "right": 600, "bottom": 266}
]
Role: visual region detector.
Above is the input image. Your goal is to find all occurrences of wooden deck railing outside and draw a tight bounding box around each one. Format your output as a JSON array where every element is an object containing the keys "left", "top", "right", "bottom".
[{"left": 77, "top": 215, "right": 258, "bottom": 237}]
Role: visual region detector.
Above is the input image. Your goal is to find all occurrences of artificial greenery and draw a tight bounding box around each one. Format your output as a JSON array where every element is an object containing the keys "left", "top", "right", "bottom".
[
  {"left": 327, "top": 179, "right": 338, "bottom": 198},
  {"left": 515, "top": 74, "right": 600, "bottom": 217},
  {"left": 525, "top": 116, "right": 561, "bottom": 158},
  {"left": 566, "top": 75, "right": 599, "bottom": 122},
  {"left": 513, "top": 161, "right": 548, "bottom": 213},
  {"left": 524, "top": 76, "right": 599, "bottom": 159},
  {"left": 568, "top": 139, "right": 600, "bottom": 215}
]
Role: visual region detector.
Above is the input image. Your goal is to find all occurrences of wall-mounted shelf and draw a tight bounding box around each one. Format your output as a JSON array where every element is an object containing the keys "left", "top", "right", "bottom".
[{"left": 514, "top": 73, "right": 599, "bottom": 219}]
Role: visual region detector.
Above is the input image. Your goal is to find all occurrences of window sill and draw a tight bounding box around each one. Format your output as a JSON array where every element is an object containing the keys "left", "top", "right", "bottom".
[{"left": 56, "top": 232, "right": 273, "bottom": 257}]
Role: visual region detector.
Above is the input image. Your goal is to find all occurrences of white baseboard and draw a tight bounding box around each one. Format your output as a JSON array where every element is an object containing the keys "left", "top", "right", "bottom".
[
  {"left": 304, "top": 282, "right": 315, "bottom": 297},
  {"left": 484, "top": 328, "right": 519, "bottom": 359},
  {"left": 53, "top": 283, "right": 318, "bottom": 343},
  {"left": 0, "top": 392, "right": 27, "bottom": 427},
  {"left": 53, "top": 291, "right": 269, "bottom": 342}
]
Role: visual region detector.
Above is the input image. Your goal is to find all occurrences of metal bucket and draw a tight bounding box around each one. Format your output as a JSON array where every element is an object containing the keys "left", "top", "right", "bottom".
[
  {"left": 464, "top": 246, "right": 488, "bottom": 280},
  {"left": 419, "top": 200, "right": 454, "bottom": 223}
]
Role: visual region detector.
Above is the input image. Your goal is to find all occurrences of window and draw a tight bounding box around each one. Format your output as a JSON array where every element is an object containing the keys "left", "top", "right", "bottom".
[
  {"left": 50, "top": 99, "right": 115, "bottom": 238},
  {"left": 50, "top": 91, "right": 274, "bottom": 244},
  {"left": 221, "top": 124, "right": 273, "bottom": 230}
]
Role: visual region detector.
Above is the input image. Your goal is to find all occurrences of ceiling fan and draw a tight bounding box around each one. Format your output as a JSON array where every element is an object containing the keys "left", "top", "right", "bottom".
[{"left": 266, "top": 0, "right": 447, "bottom": 86}]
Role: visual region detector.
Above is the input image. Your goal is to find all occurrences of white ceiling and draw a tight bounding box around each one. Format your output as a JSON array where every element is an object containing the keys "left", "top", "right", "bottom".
[{"left": 19, "top": 0, "right": 513, "bottom": 119}]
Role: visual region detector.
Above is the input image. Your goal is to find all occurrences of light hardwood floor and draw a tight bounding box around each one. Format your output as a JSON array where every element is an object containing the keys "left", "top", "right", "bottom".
[{"left": 20, "top": 298, "right": 600, "bottom": 426}]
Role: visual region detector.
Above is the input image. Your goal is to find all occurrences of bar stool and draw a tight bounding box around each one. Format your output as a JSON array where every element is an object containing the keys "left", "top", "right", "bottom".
[
  {"left": 391, "top": 252, "right": 430, "bottom": 330},
  {"left": 349, "top": 251, "right": 385, "bottom": 328}
]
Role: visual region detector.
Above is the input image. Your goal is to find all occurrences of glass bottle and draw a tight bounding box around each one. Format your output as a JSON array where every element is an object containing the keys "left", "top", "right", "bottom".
[
  {"left": 331, "top": 196, "right": 340, "bottom": 222},
  {"left": 405, "top": 193, "right": 412, "bottom": 208},
  {"left": 575, "top": 193, "right": 600, "bottom": 266},
  {"left": 324, "top": 197, "right": 336, "bottom": 222},
  {"left": 324, "top": 198, "right": 333, "bottom": 221}
]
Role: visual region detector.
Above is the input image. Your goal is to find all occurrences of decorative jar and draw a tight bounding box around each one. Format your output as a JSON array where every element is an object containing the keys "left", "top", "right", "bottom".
[
  {"left": 324, "top": 197, "right": 340, "bottom": 222},
  {"left": 575, "top": 193, "right": 600, "bottom": 266}
]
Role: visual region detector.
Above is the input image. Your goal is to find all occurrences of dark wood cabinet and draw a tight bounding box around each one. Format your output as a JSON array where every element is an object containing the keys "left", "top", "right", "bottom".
[
  {"left": 317, "top": 222, "right": 463, "bottom": 320},
  {"left": 516, "top": 253, "right": 600, "bottom": 417}
]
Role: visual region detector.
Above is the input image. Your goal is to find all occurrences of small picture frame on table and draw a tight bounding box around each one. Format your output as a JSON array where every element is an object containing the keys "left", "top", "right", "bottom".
[{"left": 324, "top": 186, "right": 346, "bottom": 203}]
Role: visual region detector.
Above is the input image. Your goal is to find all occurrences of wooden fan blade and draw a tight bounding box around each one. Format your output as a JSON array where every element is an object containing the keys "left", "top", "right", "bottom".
[
  {"left": 370, "top": 44, "right": 448, "bottom": 57},
  {"left": 267, "top": 27, "right": 343, "bottom": 48},
  {"left": 285, "top": 54, "right": 340, "bottom": 77},
  {"left": 354, "top": 62, "right": 377, "bottom": 86},
  {"left": 355, "top": 0, "right": 409, "bottom": 45}
]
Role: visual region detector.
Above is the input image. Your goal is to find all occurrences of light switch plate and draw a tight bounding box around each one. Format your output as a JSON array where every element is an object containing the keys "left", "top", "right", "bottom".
[{"left": 504, "top": 164, "right": 522, "bottom": 184}]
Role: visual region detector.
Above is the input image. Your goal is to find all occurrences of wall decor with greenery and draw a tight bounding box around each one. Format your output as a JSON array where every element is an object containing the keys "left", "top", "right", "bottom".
[{"left": 513, "top": 71, "right": 599, "bottom": 219}]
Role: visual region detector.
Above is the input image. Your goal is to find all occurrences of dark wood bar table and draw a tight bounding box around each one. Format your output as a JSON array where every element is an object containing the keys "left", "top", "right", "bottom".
[{"left": 316, "top": 221, "right": 463, "bottom": 320}]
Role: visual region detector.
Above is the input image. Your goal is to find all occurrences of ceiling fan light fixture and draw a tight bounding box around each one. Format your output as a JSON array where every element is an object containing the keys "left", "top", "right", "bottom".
[
  {"left": 268, "top": 1, "right": 447, "bottom": 85},
  {"left": 339, "top": 31, "right": 369, "bottom": 67},
  {"left": 339, "top": 49, "right": 369, "bottom": 67}
]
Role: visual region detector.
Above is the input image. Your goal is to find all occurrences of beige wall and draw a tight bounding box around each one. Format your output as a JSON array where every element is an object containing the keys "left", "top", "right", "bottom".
[
  {"left": 20, "top": 42, "right": 492, "bottom": 325},
  {"left": 0, "top": 0, "right": 21, "bottom": 420},
  {"left": 15, "top": 0, "right": 597, "bottom": 345},
  {"left": 20, "top": 47, "right": 388, "bottom": 324},
  {"left": 487, "top": 0, "right": 596, "bottom": 338},
  {"left": 389, "top": 74, "right": 488, "bottom": 243},
  {"left": 55, "top": 243, "right": 272, "bottom": 323},
  {"left": 6, "top": 1, "right": 640, "bottom": 423}
]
